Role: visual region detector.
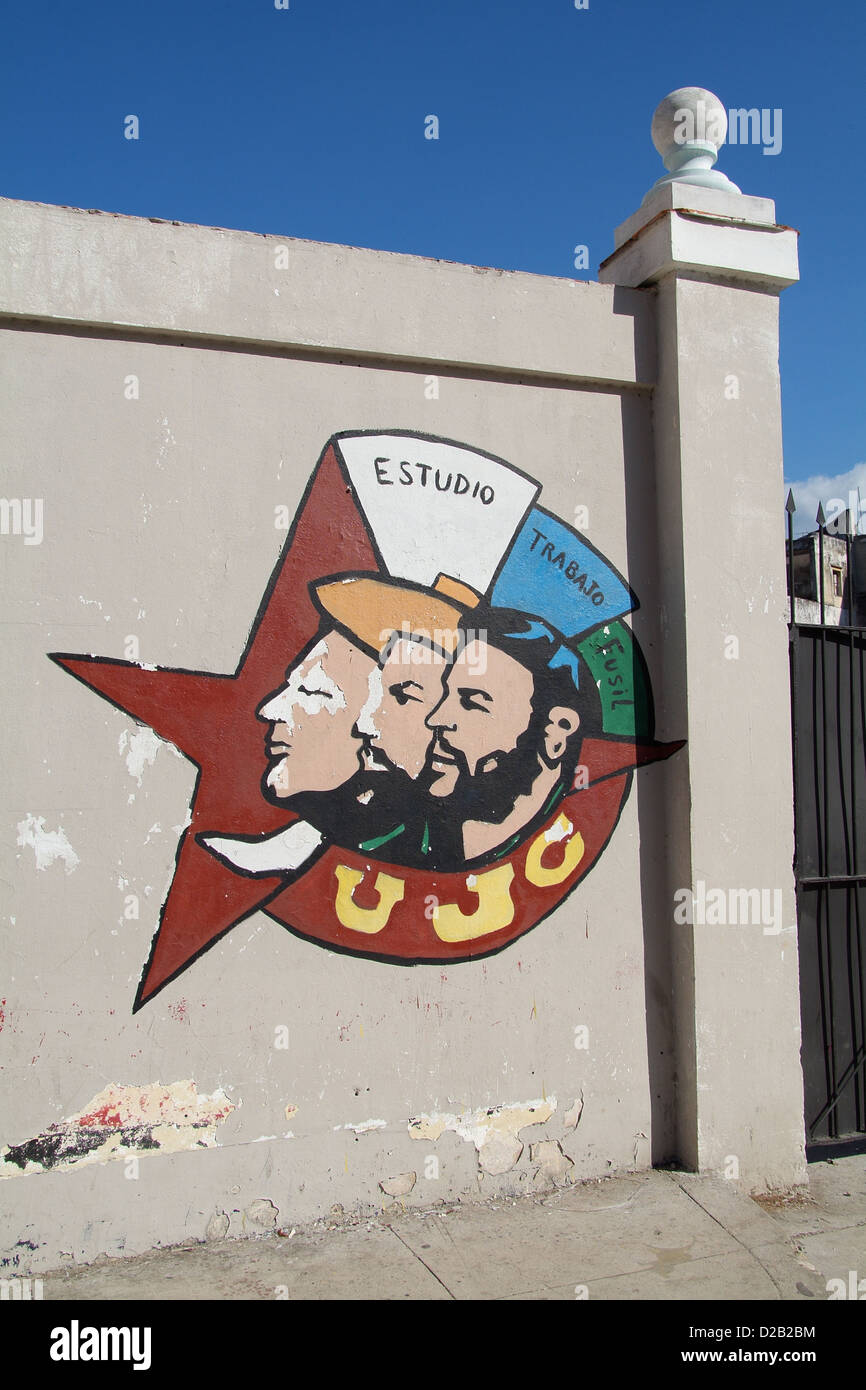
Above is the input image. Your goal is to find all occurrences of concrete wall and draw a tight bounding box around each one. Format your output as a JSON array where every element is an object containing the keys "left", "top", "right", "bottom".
[{"left": 0, "top": 192, "right": 804, "bottom": 1274}]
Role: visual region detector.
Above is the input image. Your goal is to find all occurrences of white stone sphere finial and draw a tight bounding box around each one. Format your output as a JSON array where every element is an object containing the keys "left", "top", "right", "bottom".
[{"left": 644, "top": 87, "right": 741, "bottom": 201}]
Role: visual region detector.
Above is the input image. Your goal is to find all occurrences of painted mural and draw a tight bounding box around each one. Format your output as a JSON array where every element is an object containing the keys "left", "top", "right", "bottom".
[{"left": 52, "top": 431, "right": 681, "bottom": 1008}]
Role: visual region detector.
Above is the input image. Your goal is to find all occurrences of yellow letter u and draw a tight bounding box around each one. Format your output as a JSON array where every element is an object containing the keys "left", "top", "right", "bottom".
[{"left": 334, "top": 865, "right": 405, "bottom": 934}]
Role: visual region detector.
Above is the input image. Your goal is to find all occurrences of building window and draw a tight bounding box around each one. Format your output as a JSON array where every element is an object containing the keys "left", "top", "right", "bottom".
[{"left": 832, "top": 567, "right": 843, "bottom": 597}]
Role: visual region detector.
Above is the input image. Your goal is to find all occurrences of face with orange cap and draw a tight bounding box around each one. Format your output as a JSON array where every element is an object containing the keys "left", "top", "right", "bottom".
[
  {"left": 364, "top": 634, "right": 453, "bottom": 780},
  {"left": 257, "top": 628, "right": 453, "bottom": 801},
  {"left": 256, "top": 577, "right": 467, "bottom": 804},
  {"left": 281, "top": 572, "right": 469, "bottom": 792}
]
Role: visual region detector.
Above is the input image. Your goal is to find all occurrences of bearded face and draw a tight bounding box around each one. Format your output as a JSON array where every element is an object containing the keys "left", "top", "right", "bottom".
[
  {"left": 423, "top": 709, "right": 551, "bottom": 826},
  {"left": 423, "top": 637, "right": 581, "bottom": 829}
]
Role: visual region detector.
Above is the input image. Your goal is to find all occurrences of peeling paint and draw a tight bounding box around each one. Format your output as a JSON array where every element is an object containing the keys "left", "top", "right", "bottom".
[
  {"left": 563, "top": 1095, "right": 584, "bottom": 1130},
  {"left": 380, "top": 1171, "right": 416, "bottom": 1197},
  {"left": 243, "top": 1198, "right": 279, "bottom": 1231},
  {"left": 334, "top": 1118, "right": 387, "bottom": 1135},
  {"left": 408, "top": 1097, "right": 556, "bottom": 1175},
  {"left": 478, "top": 1132, "right": 524, "bottom": 1175},
  {"left": 0, "top": 1081, "right": 234, "bottom": 1178},
  {"left": 16, "top": 815, "right": 79, "bottom": 873},
  {"left": 118, "top": 726, "right": 161, "bottom": 784},
  {"left": 206, "top": 1211, "right": 230, "bottom": 1240},
  {"left": 156, "top": 416, "right": 177, "bottom": 469},
  {"left": 530, "top": 1139, "right": 574, "bottom": 1186},
  {"left": 633, "top": 1130, "right": 649, "bottom": 1165}
]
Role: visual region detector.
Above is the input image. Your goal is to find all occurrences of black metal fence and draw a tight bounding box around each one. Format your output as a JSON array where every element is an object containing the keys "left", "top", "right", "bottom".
[{"left": 787, "top": 497, "right": 866, "bottom": 1157}]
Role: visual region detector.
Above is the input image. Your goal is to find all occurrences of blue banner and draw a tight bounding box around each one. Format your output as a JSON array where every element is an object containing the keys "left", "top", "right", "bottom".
[{"left": 491, "top": 508, "right": 635, "bottom": 637}]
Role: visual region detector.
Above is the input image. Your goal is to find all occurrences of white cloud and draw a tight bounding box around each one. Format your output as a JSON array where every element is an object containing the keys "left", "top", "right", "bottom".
[{"left": 785, "top": 462, "right": 866, "bottom": 536}]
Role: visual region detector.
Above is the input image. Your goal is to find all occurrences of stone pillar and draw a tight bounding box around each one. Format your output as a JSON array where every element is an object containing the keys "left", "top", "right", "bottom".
[{"left": 600, "top": 90, "right": 805, "bottom": 1189}]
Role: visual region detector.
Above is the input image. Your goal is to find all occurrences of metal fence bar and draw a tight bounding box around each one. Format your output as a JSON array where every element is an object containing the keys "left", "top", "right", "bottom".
[
  {"left": 855, "top": 627, "right": 866, "bottom": 1129},
  {"left": 787, "top": 496, "right": 866, "bottom": 1149},
  {"left": 817, "top": 516, "right": 835, "bottom": 1131}
]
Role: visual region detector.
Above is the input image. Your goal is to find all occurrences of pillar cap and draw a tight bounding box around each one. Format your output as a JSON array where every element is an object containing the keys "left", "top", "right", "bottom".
[{"left": 645, "top": 87, "right": 741, "bottom": 202}]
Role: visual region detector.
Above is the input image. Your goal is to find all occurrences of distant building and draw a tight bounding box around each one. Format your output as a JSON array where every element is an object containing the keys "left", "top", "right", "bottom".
[{"left": 787, "top": 510, "right": 866, "bottom": 626}]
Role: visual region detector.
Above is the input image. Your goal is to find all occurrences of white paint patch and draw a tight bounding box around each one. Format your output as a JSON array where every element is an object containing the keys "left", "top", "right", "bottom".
[
  {"left": 203, "top": 820, "right": 323, "bottom": 875},
  {"left": 156, "top": 416, "right": 176, "bottom": 469},
  {"left": 17, "top": 815, "right": 80, "bottom": 873},
  {"left": 118, "top": 726, "right": 161, "bottom": 784},
  {"left": 408, "top": 1097, "right": 556, "bottom": 1153},
  {"left": 258, "top": 640, "right": 347, "bottom": 739},
  {"left": 334, "top": 1119, "right": 387, "bottom": 1135},
  {"left": 544, "top": 816, "right": 573, "bottom": 844},
  {"left": 0, "top": 1080, "right": 235, "bottom": 1179},
  {"left": 355, "top": 665, "right": 384, "bottom": 739},
  {"left": 337, "top": 433, "right": 539, "bottom": 593}
]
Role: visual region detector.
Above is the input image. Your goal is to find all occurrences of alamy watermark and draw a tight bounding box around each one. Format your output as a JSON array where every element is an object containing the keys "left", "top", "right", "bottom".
[
  {"left": 1, "top": 1276, "right": 43, "bottom": 1300},
  {"left": 824, "top": 491, "right": 866, "bottom": 536},
  {"left": 675, "top": 101, "right": 782, "bottom": 156},
  {"left": 50, "top": 1321, "right": 151, "bottom": 1370},
  {"left": 379, "top": 625, "right": 489, "bottom": 675},
  {"left": 1, "top": 497, "right": 43, "bottom": 545},
  {"left": 826, "top": 1270, "right": 865, "bottom": 1300},
  {"left": 674, "top": 880, "right": 785, "bottom": 935}
]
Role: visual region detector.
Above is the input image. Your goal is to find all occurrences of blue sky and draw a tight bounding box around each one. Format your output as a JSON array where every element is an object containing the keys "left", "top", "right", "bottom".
[{"left": 2, "top": 0, "right": 863, "bottom": 531}]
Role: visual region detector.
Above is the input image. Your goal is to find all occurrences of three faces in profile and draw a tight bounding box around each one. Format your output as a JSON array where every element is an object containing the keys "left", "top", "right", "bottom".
[{"left": 252, "top": 572, "right": 597, "bottom": 870}]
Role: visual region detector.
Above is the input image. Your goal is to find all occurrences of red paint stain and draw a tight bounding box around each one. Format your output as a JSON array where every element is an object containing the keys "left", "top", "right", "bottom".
[
  {"left": 0, "top": 999, "right": 5, "bottom": 1032},
  {"left": 167, "top": 999, "right": 188, "bottom": 1023},
  {"left": 77, "top": 1103, "right": 124, "bottom": 1129}
]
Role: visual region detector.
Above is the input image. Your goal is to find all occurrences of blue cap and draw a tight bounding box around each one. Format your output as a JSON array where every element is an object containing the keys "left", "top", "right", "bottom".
[
  {"left": 491, "top": 507, "right": 635, "bottom": 638},
  {"left": 494, "top": 616, "right": 583, "bottom": 690}
]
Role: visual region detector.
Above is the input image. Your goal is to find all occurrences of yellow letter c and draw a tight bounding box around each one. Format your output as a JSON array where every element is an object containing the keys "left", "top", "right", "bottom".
[{"left": 525, "top": 814, "right": 585, "bottom": 887}]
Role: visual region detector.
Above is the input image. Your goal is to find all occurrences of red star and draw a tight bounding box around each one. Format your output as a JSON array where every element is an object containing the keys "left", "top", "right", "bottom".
[
  {"left": 52, "top": 442, "right": 683, "bottom": 1009},
  {"left": 51, "top": 444, "right": 379, "bottom": 1009}
]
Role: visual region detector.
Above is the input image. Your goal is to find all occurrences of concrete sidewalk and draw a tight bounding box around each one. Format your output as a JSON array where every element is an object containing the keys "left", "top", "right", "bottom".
[{"left": 39, "top": 1155, "right": 866, "bottom": 1301}]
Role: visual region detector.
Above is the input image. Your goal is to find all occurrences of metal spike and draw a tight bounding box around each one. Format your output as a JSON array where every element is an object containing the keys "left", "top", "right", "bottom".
[
  {"left": 816, "top": 502, "right": 826, "bottom": 526},
  {"left": 785, "top": 489, "right": 796, "bottom": 514}
]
